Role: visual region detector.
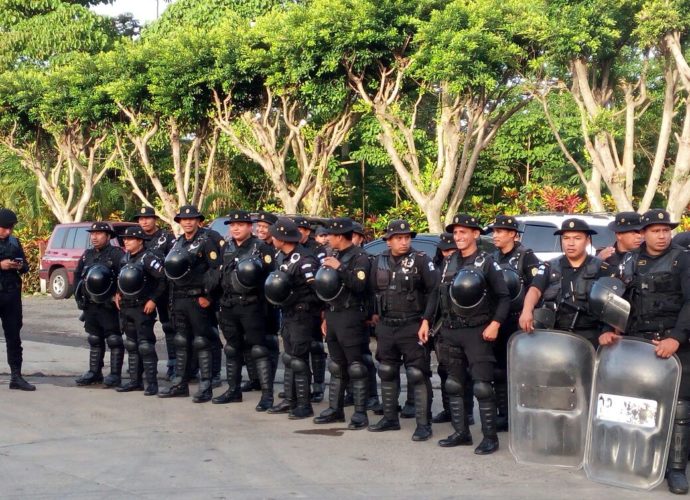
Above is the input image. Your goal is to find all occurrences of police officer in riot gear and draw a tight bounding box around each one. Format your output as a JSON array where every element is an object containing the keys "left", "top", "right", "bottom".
[
  {"left": 314, "top": 226, "right": 329, "bottom": 247},
  {"left": 74, "top": 222, "right": 125, "bottom": 387},
  {"left": 0, "top": 209, "right": 34, "bottom": 391},
  {"left": 600, "top": 209, "right": 690, "bottom": 495},
  {"left": 158, "top": 205, "right": 221, "bottom": 403},
  {"left": 422, "top": 214, "right": 510, "bottom": 454},
  {"left": 597, "top": 211, "right": 642, "bottom": 267},
  {"left": 114, "top": 226, "right": 166, "bottom": 395},
  {"left": 368, "top": 219, "right": 439, "bottom": 441},
  {"left": 243, "top": 210, "right": 281, "bottom": 393},
  {"left": 211, "top": 210, "right": 275, "bottom": 411},
  {"left": 265, "top": 218, "right": 322, "bottom": 419},
  {"left": 430, "top": 233, "right": 458, "bottom": 424},
  {"left": 313, "top": 218, "right": 371, "bottom": 429},
  {"left": 134, "top": 206, "right": 177, "bottom": 380},
  {"left": 488, "top": 215, "right": 541, "bottom": 432},
  {"left": 293, "top": 216, "right": 327, "bottom": 403},
  {"left": 520, "top": 218, "right": 616, "bottom": 346}
]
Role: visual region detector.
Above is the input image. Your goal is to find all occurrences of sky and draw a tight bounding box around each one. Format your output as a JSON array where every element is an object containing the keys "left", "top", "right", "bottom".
[{"left": 91, "top": 0, "right": 173, "bottom": 24}]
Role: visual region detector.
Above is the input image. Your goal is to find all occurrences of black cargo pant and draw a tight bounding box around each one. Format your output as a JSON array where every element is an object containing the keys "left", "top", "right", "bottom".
[
  {"left": 0, "top": 288, "right": 23, "bottom": 369},
  {"left": 171, "top": 293, "right": 214, "bottom": 384}
]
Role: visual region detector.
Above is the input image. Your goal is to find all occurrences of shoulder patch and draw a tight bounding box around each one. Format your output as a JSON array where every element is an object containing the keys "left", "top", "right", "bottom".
[
  {"left": 428, "top": 261, "right": 435, "bottom": 271},
  {"left": 531, "top": 267, "right": 538, "bottom": 277},
  {"left": 357, "top": 270, "right": 366, "bottom": 280},
  {"left": 264, "top": 254, "right": 272, "bottom": 264},
  {"left": 209, "top": 251, "right": 218, "bottom": 260},
  {"left": 219, "top": 239, "right": 225, "bottom": 247}
]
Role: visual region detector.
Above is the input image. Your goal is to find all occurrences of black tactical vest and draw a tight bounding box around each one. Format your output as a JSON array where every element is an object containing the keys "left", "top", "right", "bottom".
[
  {"left": 439, "top": 251, "right": 492, "bottom": 327},
  {"left": 220, "top": 237, "right": 263, "bottom": 300},
  {"left": 493, "top": 247, "right": 527, "bottom": 312},
  {"left": 542, "top": 256, "right": 601, "bottom": 330},
  {"left": 325, "top": 246, "right": 365, "bottom": 310},
  {"left": 374, "top": 252, "right": 425, "bottom": 319},
  {"left": 169, "top": 230, "right": 210, "bottom": 290},
  {"left": 626, "top": 247, "right": 684, "bottom": 334}
]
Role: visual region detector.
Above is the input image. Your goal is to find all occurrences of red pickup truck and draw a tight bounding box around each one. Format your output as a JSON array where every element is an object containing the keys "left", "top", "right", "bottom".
[{"left": 39, "top": 222, "right": 137, "bottom": 299}]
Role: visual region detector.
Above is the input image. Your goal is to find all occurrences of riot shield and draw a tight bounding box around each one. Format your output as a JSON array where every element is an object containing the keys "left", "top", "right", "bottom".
[
  {"left": 584, "top": 338, "right": 681, "bottom": 490},
  {"left": 508, "top": 329, "right": 596, "bottom": 468}
]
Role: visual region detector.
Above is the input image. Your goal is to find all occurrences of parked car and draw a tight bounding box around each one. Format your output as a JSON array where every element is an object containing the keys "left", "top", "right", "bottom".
[
  {"left": 363, "top": 234, "right": 496, "bottom": 257},
  {"left": 514, "top": 213, "right": 615, "bottom": 261},
  {"left": 39, "top": 222, "right": 137, "bottom": 299}
]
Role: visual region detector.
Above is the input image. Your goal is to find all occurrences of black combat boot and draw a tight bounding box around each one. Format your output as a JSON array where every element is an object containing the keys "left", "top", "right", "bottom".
[
  {"left": 212, "top": 355, "right": 243, "bottom": 404},
  {"left": 142, "top": 358, "right": 158, "bottom": 396},
  {"left": 368, "top": 368, "right": 401, "bottom": 432},
  {"left": 474, "top": 392, "right": 499, "bottom": 455},
  {"left": 254, "top": 352, "right": 275, "bottom": 412},
  {"left": 438, "top": 394, "right": 473, "bottom": 447},
  {"left": 117, "top": 350, "right": 143, "bottom": 392},
  {"left": 193, "top": 348, "right": 213, "bottom": 403},
  {"left": 668, "top": 401, "right": 690, "bottom": 495},
  {"left": 314, "top": 363, "right": 345, "bottom": 424},
  {"left": 9, "top": 365, "right": 35, "bottom": 391},
  {"left": 268, "top": 360, "right": 295, "bottom": 414},
  {"left": 75, "top": 342, "right": 104, "bottom": 386},
  {"left": 310, "top": 344, "right": 326, "bottom": 403},
  {"left": 348, "top": 362, "right": 369, "bottom": 430},
  {"left": 495, "top": 382, "right": 509, "bottom": 432},
  {"left": 158, "top": 341, "right": 189, "bottom": 398},
  {"left": 433, "top": 382, "right": 451, "bottom": 424},
  {"left": 409, "top": 370, "right": 432, "bottom": 441},
  {"left": 103, "top": 343, "right": 124, "bottom": 388},
  {"left": 240, "top": 348, "right": 261, "bottom": 392},
  {"left": 400, "top": 380, "right": 416, "bottom": 419},
  {"left": 289, "top": 360, "right": 314, "bottom": 419}
]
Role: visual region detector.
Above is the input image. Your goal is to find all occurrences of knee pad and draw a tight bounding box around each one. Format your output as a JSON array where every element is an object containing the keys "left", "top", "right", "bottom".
[
  {"left": 327, "top": 360, "right": 343, "bottom": 377},
  {"left": 378, "top": 363, "right": 398, "bottom": 382},
  {"left": 106, "top": 335, "right": 123, "bottom": 349},
  {"left": 473, "top": 380, "right": 494, "bottom": 400},
  {"left": 348, "top": 361, "right": 368, "bottom": 380},
  {"left": 223, "top": 344, "right": 238, "bottom": 359},
  {"left": 290, "top": 357, "right": 309, "bottom": 374},
  {"left": 124, "top": 337, "right": 138, "bottom": 352},
  {"left": 138, "top": 341, "right": 156, "bottom": 356},
  {"left": 405, "top": 366, "right": 425, "bottom": 385},
  {"left": 310, "top": 340, "right": 324, "bottom": 355},
  {"left": 250, "top": 344, "right": 270, "bottom": 360},
  {"left": 193, "top": 336, "right": 210, "bottom": 351},
  {"left": 282, "top": 352, "right": 293, "bottom": 367},
  {"left": 676, "top": 400, "right": 690, "bottom": 424},
  {"left": 445, "top": 376, "right": 464, "bottom": 397},
  {"left": 173, "top": 334, "right": 188, "bottom": 349},
  {"left": 87, "top": 334, "right": 103, "bottom": 347}
]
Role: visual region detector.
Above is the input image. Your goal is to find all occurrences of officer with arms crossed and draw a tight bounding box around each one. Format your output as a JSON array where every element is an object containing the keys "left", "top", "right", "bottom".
[
  {"left": 0, "top": 209, "right": 34, "bottom": 391},
  {"left": 74, "top": 222, "right": 125, "bottom": 387},
  {"left": 422, "top": 214, "right": 511, "bottom": 454},
  {"left": 265, "top": 218, "right": 322, "bottom": 419},
  {"left": 368, "top": 219, "right": 439, "bottom": 441},
  {"left": 134, "top": 206, "right": 177, "bottom": 380},
  {"left": 600, "top": 209, "right": 690, "bottom": 495},
  {"left": 114, "top": 226, "right": 166, "bottom": 395},
  {"left": 159, "top": 205, "right": 221, "bottom": 403},
  {"left": 212, "top": 210, "right": 275, "bottom": 411},
  {"left": 313, "top": 218, "right": 371, "bottom": 429},
  {"left": 520, "top": 218, "right": 616, "bottom": 347},
  {"left": 488, "top": 215, "right": 541, "bottom": 431}
]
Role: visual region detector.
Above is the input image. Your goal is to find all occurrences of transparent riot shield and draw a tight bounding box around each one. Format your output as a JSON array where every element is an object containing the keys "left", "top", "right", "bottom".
[
  {"left": 508, "top": 329, "right": 596, "bottom": 468},
  {"left": 584, "top": 338, "right": 681, "bottom": 490}
]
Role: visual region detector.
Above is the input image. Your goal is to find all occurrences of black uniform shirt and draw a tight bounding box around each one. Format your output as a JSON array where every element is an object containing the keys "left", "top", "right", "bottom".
[
  {"left": 121, "top": 248, "right": 166, "bottom": 303},
  {"left": 0, "top": 235, "right": 28, "bottom": 290},
  {"left": 333, "top": 244, "right": 370, "bottom": 296},
  {"left": 75, "top": 244, "right": 125, "bottom": 289},
  {"left": 495, "top": 242, "right": 541, "bottom": 287},
  {"left": 144, "top": 227, "right": 176, "bottom": 258}
]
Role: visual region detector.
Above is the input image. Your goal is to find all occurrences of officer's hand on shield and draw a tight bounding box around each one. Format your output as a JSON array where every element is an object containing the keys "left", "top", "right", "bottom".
[
  {"left": 143, "top": 299, "right": 156, "bottom": 314},
  {"left": 198, "top": 296, "right": 211, "bottom": 309},
  {"left": 114, "top": 292, "right": 121, "bottom": 310},
  {"left": 652, "top": 338, "right": 680, "bottom": 359},
  {"left": 598, "top": 331, "right": 621, "bottom": 346},
  {"left": 418, "top": 319, "right": 430, "bottom": 344},
  {"left": 519, "top": 309, "right": 534, "bottom": 333},
  {"left": 322, "top": 256, "right": 341, "bottom": 270},
  {"left": 482, "top": 321, "right": 500, "bottom": 341}
]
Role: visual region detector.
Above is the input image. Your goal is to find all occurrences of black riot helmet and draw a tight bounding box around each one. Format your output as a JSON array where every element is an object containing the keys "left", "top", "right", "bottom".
[
  {"left": 84, "top": 264, "right": 116, "bottom": 303},
  {"left": 314, "top": 266, "right": 344, "bottom": 302},
  {"left": 449, "top": 268, "right": 487, "bottom": 309},
  {"left": 118, "top": 262, "right": 147, "bottom": 297},
  {"left": 164, "top": 248, "right": 191, "bottom": 281},
  {"left": 500, "top": 267, "right": 523, "bottom": 305},
  {"left": 231, "top": 257, "right": 263, "bottom": 293},
  {"left": 264, "top": 270, "right": 292, "bottom": 306}
]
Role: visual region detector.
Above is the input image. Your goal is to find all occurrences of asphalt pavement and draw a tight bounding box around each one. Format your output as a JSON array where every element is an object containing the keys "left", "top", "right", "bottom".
[{"left": 0, "top": 296, "right": 677, "bottom": 498}]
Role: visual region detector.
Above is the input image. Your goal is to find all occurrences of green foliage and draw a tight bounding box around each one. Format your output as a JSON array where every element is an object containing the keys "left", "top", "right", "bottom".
[{"left": 366, "top": 200, "right": 430, "bottom": 237}]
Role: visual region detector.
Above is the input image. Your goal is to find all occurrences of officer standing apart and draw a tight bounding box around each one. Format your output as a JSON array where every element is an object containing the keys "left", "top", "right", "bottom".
[
  {"left": 600, "top": 209, "right": 690, "bottom": 495},
  {"left": 294, "top": 216, "right": 327, "bottom": 403},
  {"left": 368, "top": 219, "right": 439, "bottom": 441},
  {"left": 114, "top": 227, "right": 166, "bottom": 395},
  {"left": 74, "top": 223, "right": 125, "bottom": 387},
  {"left": 488, "top": 215, "right": 541, "bottom": 432},
  {"left": 0, "top": 209, "right": 34, "bottom": 391},
  {"left": 265, "top": 218, "right": 322, "bottom": 419},
  {"left": 520, "top": 218, "right": 616, "bottom": 347},
  {"left": 597, "top": 211, "right": 643, "bottom": 267},
  {"left": 134, "top": 206, "right": 177, "bottom": 380},
  {"left": 159, "top": 205, "right": 221, "bottom": 403},
  {"left": 422, "top": 214, "right": 510, "bottom": 454},
  {"left": 212, "top": 210, "right": 275, "bottom": 411},
  {"left": 313, "top": 218, "right": 371, "bottom": 429}
]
